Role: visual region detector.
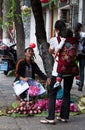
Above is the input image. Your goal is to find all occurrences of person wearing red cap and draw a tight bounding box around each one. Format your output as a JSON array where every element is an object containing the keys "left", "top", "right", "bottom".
[{"left": 14, "top": 44, "right": 50, "bottom": 100}]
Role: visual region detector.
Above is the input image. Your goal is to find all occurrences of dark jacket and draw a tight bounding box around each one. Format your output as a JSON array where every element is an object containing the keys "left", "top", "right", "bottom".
[{"left": 14, "top": 59, "right": 47, "bottom": 81}]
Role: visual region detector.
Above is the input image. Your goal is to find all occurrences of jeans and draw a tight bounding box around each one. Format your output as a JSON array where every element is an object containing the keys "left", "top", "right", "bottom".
[
  {"left": 79, "top": 56, "right": 85, "bottom": 88},
  {"left": 47, "top": 76, "right": 74, "bottom": 120}
]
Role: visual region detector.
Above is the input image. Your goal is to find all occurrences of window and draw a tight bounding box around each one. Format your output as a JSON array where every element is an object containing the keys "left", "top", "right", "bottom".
[{"left": 61, "top": 9, "right": 70, "bottom": 23}]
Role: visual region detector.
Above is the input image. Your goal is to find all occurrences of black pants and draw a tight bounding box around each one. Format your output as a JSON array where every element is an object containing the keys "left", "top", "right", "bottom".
[
  {"left": 47, "top": 76, "right": 74, "bottom": 120},
  {"left": 78, "top": 56, "right": 85, "bottom": 88}
]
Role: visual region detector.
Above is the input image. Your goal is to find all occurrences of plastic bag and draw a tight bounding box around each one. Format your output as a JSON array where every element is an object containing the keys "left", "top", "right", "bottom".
[
  {"left": 13, "top": 80, "right": 29, "bottom": 96},
  {"left": 27, "top": 78, "right": 46, "bottom": 97}
]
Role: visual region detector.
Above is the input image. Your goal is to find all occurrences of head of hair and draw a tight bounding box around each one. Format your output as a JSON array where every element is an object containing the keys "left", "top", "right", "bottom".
[
  {"left": 54, "top": 20, "right": 66, "bottom": 37},
  {"left": 25, "top": 47, "right": 35, "bottom": 61},
  {"left": 74, "top": 22, "right": 82, "bottom": 33},
  {"left": 66, "top": 28, "right": 73, "bottom": 38},
  {"left": 25, "top": 47, "right": 34, "bottom": 53},
  {"left": 25, "top": 43, "right": 36, "bottom": 52}
]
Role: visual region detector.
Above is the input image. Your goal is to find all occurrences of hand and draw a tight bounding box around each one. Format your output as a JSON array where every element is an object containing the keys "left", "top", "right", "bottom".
[
  {"left": 60, "top": 37, "right": 66, "bottom": 42},
  {"left": 20, "top": 77, "right": 29, "bottom": 82},
  {"left": 46, "top": 78, "right": 51, "bottom": 85},
  {"left": 54, "top": 51, "right": 58, "bottom": 59},
  {"left": 23, "top": 77, "right": 29, "bottom": 82}
]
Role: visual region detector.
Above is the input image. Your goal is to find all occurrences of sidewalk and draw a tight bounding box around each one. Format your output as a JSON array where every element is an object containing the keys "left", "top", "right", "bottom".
[{"left": 0, "top": 72, "right": 85, "bottom": 130}]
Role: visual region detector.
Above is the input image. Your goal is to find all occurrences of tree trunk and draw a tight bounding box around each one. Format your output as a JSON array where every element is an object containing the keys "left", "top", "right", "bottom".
[
  {"left": 14, "top": 0, "right": 25, "bottom": 60},
  {"left": 2, "top": 0, "right": 10, "bottom": 44},
  {"left": 30, "top": 0, "right": 53, "bottom": 77}
]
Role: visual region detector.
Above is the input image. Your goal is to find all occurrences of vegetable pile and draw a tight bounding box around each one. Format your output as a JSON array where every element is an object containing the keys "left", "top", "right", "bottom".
[
  {"left": 7, "top": 98, "right": 79, "bottom": 116},
  {"left": 7, "top": 99, "right": 48, "bottom": 115}
]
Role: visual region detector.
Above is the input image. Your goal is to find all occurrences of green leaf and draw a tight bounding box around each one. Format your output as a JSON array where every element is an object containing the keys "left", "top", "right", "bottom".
[
  {"left": 11, "top": 113, "right": 25, "bottom": 117},
  {"left": 11, "top": 112, "right": 31, "bottom": 118},
  {"left": 34, "top": 111, "right": 48, "bottom": 117},
  {"left": 12, "top": 102, "right": 19, "bottom": 108}
]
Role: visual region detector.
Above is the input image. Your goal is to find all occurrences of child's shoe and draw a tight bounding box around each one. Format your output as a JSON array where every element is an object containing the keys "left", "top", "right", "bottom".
[
  {"left": 76, "top": 80, "right": 81, "bottom": 86},
  {"left": 53, "top": 82, "right": 61, "bottom": 88}
]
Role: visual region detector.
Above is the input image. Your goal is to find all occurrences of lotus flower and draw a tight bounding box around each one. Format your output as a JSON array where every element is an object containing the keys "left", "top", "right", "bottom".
[{"left": 28, "top": 86, "right": 40, "bottom": 96}]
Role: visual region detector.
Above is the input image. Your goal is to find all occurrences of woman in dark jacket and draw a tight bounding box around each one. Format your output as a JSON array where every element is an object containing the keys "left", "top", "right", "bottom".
[{"left": 14, "top": 47, "right": 50, "bottom": 99}]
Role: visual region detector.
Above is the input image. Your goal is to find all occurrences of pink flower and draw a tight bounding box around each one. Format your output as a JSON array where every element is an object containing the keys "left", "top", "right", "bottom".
[
  {"left": 28, "top": 86, "right": 40, "bottom": 96},
  {"left": 70, "top": 103, "right": 79, "bottom": 112}
]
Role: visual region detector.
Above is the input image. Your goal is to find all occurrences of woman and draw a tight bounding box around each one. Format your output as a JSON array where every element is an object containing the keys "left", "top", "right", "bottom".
[
  {"left": 14, "top": 46, "right": 50, "bottom": 100},
  {"left": 74, "top": 22, "right": 85, "bottom": 91},
  {"left": 40, "top": 20, "right": 79, "bottom": 124}
]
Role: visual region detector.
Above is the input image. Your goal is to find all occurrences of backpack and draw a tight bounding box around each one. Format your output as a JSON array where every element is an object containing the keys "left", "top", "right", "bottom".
[
  {"left": 57, "top": 37, "right": 79, "bottom": 75},
  {"left": 80, "top": 37, "right": 85, "bottom": 53}
]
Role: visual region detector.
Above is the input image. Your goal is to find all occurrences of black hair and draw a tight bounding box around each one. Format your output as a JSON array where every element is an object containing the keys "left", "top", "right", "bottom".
[
  {"left": 25, "top": 47, "right": 34, "bottom": 52},
  {"left": 74, "top": 22, "right": 82, "bottom": 39},
  {"left": 74, "top": 22, "right": 82, "bottom": 33},
  {"left": 25, "top": 47, "right": 35, "bottom": 60},
  {"left": 55, "top": 20, "right": 66, "bottom": 37},
  {"left": 66, "top": 28, "right": 73, "bottom": 38}
]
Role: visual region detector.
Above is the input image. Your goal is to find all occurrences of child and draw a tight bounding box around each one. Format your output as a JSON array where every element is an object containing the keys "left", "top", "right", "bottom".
[{"left": 53, "top": 37, "right": 66, "bottom": 88}]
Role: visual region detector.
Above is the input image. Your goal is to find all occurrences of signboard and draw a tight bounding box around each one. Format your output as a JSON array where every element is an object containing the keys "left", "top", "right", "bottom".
[{"left": 0, "top": 61, "right": 8, "bottom": 71}]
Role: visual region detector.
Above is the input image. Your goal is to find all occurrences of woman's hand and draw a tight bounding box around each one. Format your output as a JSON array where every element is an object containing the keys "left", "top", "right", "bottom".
[
  {"left": 46, "top": 78, "right": 51, "bottom": 85},
  {"left": 19, "top": 77, "right": 29, "bottom": 82}
]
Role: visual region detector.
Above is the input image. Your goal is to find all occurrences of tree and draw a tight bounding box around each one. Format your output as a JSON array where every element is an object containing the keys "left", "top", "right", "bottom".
[
  {"left": 30, "top": 0, "right": 53, "bottom": 76},
  {"left": 1, "top": 0, "right": 25, "bottom": 60},
  {"left": 14, "top": 0, "right": 25, "bottom": 60},
  {"left": 2, "top": 0, "right": 10, "bottom": 44}
]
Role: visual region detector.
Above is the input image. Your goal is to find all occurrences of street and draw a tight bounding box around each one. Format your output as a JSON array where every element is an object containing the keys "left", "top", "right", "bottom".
[{"left": 0, "top": 72, "right": 85, "bottom": 130}]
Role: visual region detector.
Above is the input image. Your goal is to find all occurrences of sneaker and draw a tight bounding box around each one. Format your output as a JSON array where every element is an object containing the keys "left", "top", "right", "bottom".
[{"left": 53, "top": 82, "right": 61, "bottom": 88}]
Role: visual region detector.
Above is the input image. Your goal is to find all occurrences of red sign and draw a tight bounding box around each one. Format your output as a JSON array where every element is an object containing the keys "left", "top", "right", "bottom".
[{"left": 40, "top": 0, "right": 50, "bottom": 3}]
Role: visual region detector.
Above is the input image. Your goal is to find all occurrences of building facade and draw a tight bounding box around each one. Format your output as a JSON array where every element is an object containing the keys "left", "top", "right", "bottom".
[{"left": 30, "top": 0, "right": 85, "bottom": 44}]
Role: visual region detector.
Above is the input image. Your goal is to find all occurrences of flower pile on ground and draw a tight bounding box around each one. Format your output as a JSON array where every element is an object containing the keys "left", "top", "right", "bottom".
[{"left": 55, "top": 99, "right": 79, "bottom": 113}]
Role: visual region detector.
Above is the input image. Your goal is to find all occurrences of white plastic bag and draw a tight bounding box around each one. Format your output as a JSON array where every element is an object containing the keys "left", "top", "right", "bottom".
[{"left": 13, "top": 80, "right": 29, "bottom": 96}]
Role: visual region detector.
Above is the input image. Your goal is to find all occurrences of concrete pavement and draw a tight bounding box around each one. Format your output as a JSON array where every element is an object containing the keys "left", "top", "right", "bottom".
[{"left": 0, "top": 72, "right": 85, "bottom": 130}]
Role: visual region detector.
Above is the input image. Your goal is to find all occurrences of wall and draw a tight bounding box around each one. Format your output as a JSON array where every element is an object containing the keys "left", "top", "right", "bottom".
[{"left": 82, "top": 0, "right": 85, "bottom": 31}]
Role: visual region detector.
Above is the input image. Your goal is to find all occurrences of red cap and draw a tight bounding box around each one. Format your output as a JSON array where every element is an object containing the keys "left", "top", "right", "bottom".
[{"left": 29, "top": 43, "right": 36, "bottom": 48}]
